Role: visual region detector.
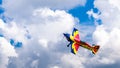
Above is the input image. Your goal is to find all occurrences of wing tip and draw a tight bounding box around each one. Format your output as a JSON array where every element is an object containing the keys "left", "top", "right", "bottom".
[{"left": 73, "top": 28, "right": 77, "bottom": 31}]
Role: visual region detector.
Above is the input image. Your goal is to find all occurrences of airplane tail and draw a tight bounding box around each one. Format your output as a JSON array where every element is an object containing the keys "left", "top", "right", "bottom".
[{"left": 92, "top": 45, "right": 100, "bottom": 54}]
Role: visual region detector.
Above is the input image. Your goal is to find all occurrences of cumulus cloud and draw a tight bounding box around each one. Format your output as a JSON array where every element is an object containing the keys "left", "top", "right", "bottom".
[
  {"left": 87, "top": 0, "right": 120, "bottom": 67},
  {"left": 0, "top": 7, "right": 76, "bottom": 68},
  {"left": 94, "top": 0, "right": 120, "bottom": 28},
  {"left": 3, "top": 0, "right": 86, "bottom": 10},
  {"left": 2, "top": 0, "right": 86, "bottom": 22},
  {"left": 29, "top": 8, "right": 75, "bottom": 43},
  {"left": 0, "top": 37, "right": 17, "bottom": 68},
  {"left": 61, "top": 54, "right": 86, "bottom": 68},
  {"left": 0, "top": 19, "right": 28, "bottom": 43}
]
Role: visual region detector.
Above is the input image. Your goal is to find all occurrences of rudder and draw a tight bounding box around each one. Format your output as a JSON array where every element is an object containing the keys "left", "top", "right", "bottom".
[{"left": 92, "top": 45, "right": 100, "bottom": 54}]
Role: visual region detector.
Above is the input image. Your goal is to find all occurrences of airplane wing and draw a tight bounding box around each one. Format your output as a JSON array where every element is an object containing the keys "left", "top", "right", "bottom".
[
  {"left": 71, "top": 28, "right": 80, "bottom": 54},
  {"left": 71, "top": 42, "right": 80, "bottom": 54},
  {"left": 72, "top": 28, "right": 80, "bottom": 42}
]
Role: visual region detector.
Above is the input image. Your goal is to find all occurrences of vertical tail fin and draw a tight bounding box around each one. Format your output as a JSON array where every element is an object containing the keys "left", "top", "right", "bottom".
[{"left": 92, "top": 45, "right": 100, "bottom": 54}]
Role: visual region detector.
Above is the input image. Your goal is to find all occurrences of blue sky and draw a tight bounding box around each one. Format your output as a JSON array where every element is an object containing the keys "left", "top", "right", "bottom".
[
  {"left": 0, "top": 0, "right": 2, "bottom": 4},
  {"left": 69, "top": 0, "right": 101, "bottom": 26},
  {"left": 0, "top": 0, "right": 120, "bottom": 68},
  {"left": 69, "top": 0, "right": 95, "bottom": 23}
]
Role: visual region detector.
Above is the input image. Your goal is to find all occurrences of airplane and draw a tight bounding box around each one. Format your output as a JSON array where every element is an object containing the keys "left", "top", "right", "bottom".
[{"left": 63, "top": 28, "right": 100, "bottom": 55}]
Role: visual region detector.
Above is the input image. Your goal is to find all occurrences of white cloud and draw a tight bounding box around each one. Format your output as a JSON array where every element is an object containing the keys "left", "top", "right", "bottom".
[
  {"left": 2, "top": 0, "right": 86, "bottom": 22},
  {"left": 0, "top": 37, "right": 17, "bottom": 68},
  {"left": 3, "top": 0, "right": 86, "bottom": 10},
  {"left": 98, "top": 57, "right": 115, "bottom": 64},
  {"left": 0, "top": 19, "right": 28, "bottom": 44},
  {"left": 0, "top": 7, "right": 76, "bottom": 68},
  {"left": 39, "top": 39, "right": 48, "bottom": 48},
  {"left": 109, "top": 0, "right": 120, "bottom": 10},
  {"left": 28, "top": 8, "right": 75, "bottom": 43},
  {"left": 87, "top": 9, "right": 101, "bottom": 25},
  {"left": 93, "top": 27, "right": 120, "bottom": 65},
  {"left": 89, "top": 0, "right": 120, "bottom": 66},
  {"left": 87, "top": 9, "right": 100, "bottom": 19},
  {"left": 31, "top": 59, "right": 39, "bottom": 68},
  {"left": 50, "top": 65, "right": 61, "bottom": 68},
  {"left": 61, "top": 54, "right": 86, "bottom": 68},
  {"left": 94, "top": 0, "right": 120, "bottom": 29},
  {"left": 93, "top": 25, "right": 109, "bottom": 47}
]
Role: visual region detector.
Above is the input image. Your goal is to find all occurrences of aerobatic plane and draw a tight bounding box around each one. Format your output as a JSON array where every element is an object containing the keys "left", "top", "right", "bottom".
[{"left": 63, "top": 28, "right": 100, "bottom": 54}]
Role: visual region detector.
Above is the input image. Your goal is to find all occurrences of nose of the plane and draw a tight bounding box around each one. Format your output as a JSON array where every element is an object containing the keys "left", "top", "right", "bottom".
[
  {"left": 63, "top": 33, "right": 70, "bottom": 40},
  {"left": 63, "top": 33, "right": 67, "bottom": 36},
  {"left": 63, "top": 33, "right": 69, "bottom": 37}
]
